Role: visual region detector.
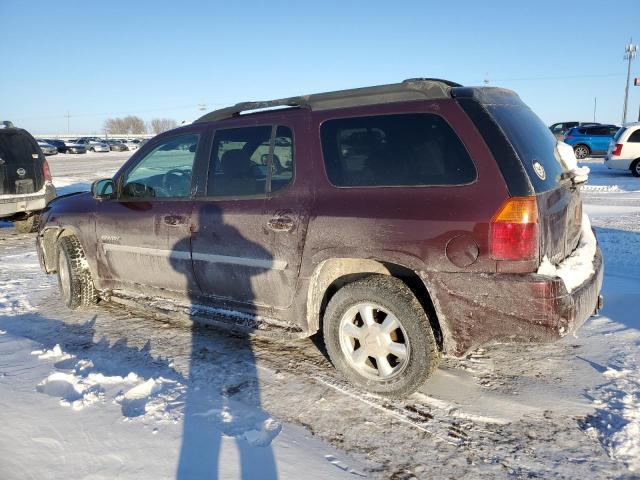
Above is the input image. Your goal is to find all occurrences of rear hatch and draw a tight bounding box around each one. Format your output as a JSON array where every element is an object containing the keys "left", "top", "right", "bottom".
[
  {"left": 453, "top": 87, "right": 583, "bottom": 266},
  {"left": 0, "top": 129, "right": 45, "bottom": 196},
  {"left": 484, "top": 97, "right": 583, "bottom": 265}
]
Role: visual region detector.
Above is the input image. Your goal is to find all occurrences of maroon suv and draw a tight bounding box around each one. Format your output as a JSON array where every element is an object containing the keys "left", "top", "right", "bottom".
[{"left": 36, "top": 79, "right": 603, "bottom": 397}]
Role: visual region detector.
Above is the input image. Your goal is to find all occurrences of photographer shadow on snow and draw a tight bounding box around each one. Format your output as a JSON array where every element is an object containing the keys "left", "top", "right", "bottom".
[{"left": 171, "top": 202, "right": 279, "bottom": 480}]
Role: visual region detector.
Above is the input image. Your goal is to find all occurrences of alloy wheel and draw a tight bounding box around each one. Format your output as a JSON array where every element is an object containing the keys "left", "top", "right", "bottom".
[{"left": 338, "top": 302, "right": 410, "bottom": 380}]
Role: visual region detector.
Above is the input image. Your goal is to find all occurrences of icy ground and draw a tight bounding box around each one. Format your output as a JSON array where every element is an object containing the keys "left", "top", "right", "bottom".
[{"left": 1, "top": 152, "right": 640, "bottom": 479}]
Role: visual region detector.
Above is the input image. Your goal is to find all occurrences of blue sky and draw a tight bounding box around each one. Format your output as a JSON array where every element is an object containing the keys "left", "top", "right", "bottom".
[{"left": 1, "top": 0, "right": 639, "bottom": 134}]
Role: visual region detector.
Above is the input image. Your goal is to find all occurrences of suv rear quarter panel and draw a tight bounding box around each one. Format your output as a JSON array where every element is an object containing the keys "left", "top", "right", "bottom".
[{"left": 302, "top": 99, "right": 510, "bottom": 279}]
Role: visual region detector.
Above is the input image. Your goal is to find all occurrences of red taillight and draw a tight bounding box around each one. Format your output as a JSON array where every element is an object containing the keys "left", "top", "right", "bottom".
[
  {"left": 43, "top": 159, "right": 52, "bottom": 182},
  {"left": 612, "top": 143, "right": 623, "bottom": 156},
  {"left": 490, "top": 197, "right": 539, "bottom": 261}
]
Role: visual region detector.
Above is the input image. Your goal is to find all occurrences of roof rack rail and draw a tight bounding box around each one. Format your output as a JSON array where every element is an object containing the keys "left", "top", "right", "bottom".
[{"left": 194, "top": 78, "right": 459, "bottom": 123}]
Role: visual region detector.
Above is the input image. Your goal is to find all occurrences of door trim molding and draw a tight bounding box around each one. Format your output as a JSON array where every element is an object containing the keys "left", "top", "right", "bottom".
[{"left": 101, "top": 243, "right": 287, "bottom": 270}]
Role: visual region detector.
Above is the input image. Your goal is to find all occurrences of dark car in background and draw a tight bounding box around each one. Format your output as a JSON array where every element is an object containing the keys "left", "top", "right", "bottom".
[
  {"left": 549, "top": 121, "right": 600, "bottom": 140},
  {"left": 43, "top": 139, "right": 68, "bottom": 153},
  {"left": 0, "top": 122, "right": 56, "bottom": 232},
  {"left": 62, "top": 140, "right": 88, "bottom": 154},
  {"left": 36, "top": 79, "right": 603, "bottom": 397},
  {"left": 563, "top": 124, "right": 621, "bottom": 159}
]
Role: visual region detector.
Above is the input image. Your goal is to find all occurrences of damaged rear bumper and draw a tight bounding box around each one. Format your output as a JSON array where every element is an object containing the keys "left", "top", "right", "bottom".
[{"left": 423, "top": 246, "right": 604, "bottom": 356}]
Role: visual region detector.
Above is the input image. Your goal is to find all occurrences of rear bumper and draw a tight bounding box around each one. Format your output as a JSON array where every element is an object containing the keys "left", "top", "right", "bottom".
[
  {"left": 423, "top": 246, "right": 604, "bottom": 356},
  {"left": 0, "top": 183, "right": 57, "bottom": 218},
  {"left": 605, "top": 156, "right": 633, "bottom": 170}
]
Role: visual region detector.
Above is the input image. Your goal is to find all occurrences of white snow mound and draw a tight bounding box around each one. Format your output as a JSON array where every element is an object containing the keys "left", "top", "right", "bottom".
[
  {"left": 557, "top": 141, "right": 590, "bottom": 183},
  {"left": 537, "top": 213, "right": 597, "bottom": 293}
]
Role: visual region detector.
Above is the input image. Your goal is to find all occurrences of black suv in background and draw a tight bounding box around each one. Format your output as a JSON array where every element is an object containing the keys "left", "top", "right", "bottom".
[{"left": 0, "top": 122, "right": 56, "bottom": 232}]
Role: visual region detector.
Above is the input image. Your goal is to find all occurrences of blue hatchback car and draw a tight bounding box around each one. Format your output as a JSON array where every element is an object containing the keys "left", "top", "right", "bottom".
[{"left": 564, "top": 124, "right": 620, "bottom": 159}]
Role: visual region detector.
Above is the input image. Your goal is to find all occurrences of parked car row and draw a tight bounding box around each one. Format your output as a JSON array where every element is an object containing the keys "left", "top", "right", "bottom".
[
  {"left": 549, "top": 120, "right": 640, "bottom": 176},
  {"left": 35, "top": 137, "right": 149, "bottom": 154}
]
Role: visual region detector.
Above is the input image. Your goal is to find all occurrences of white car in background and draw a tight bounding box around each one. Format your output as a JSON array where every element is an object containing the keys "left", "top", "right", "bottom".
[{"left": 605, "top": 123, "right": 640, "bottom": 177}]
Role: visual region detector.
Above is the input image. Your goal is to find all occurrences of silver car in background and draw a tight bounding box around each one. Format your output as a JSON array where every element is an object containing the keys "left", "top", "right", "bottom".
[{"left": 36, "top": 139, "right": 58, "bottom": 155}]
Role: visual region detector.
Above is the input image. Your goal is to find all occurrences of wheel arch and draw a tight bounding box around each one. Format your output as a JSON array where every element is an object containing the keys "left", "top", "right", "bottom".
[
  {"left": 40, "top": 226, "right": 83, "bottom": 273},
  {"left": 306, "top": 258, "right": 446, "bottom": 352}
]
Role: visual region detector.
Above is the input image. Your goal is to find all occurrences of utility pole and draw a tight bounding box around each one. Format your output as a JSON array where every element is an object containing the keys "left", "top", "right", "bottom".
[
  {"left": 622, "top": 40, "right": 637, "bottom": 125},
  {"left": 593, "top": 97, "right": 597, "bottom": 122},
  {"left": 64, "top": 111, "right": 71, "bottom": 135}
]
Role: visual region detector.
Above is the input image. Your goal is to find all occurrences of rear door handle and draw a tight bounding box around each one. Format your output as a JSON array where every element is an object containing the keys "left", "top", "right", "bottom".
[
  {"left": 267, "top": 215, "right": 295, "bottom": 232},
  {"left": 163, "top": 214, "right": 188, "bottom": 226}
]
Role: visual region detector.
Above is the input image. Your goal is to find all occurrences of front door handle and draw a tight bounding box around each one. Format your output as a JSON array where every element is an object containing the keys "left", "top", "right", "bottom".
[
  {"left": 163, "top": 214, "right": 188, "bottom": 226},
  {"left": 267, "top": 215, "right": 295, "bottom": 232}
]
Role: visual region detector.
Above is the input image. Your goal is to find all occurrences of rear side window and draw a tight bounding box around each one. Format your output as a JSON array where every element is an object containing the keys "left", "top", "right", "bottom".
[
  {"left": 486, "top": 104, "right": 565, "bottom": 193},
  {"left": 588, "top": 126, "right": 610, "bottom": 136},
  {"left": 320, "top": 113, "right": 476, "bottom": 187},
  {"left": 628, "top": 129, "right": 640, "bottom": 143},
  {"left": 207, "top": 125, "right": 294, "bottom": 197}
]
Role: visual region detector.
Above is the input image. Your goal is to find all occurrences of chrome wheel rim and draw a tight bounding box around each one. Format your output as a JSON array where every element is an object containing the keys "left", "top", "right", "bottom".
[
  {"left": 58, "top": 251, "right": 71, "bottom": 301},
  {"left": 635, "top": 163, "right": 640, "bottom": 175},
  {"left": 575, "top": 146, "right": 588, "bottom": 159},
  {"left": 338, "top": 302, "right": 410, "bottom": 380}
]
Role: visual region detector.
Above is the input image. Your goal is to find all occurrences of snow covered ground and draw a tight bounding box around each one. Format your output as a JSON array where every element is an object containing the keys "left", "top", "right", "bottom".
[{"left": 1, "top": 153, "right": 639, "bottom": 479}]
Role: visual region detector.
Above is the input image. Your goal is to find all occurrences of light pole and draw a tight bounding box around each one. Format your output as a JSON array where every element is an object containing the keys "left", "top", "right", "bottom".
[{"left": 622, "top": 40, "right": 637, "bottom": 125}]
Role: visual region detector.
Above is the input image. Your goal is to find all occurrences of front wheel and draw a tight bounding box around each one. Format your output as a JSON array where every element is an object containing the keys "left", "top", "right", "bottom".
[
  {"left": 573, "top": 144, "right": 590, "bottom": 160},
  {"left": 57, "top": 235, "right": 99, "bottom": 309},
  {"left": 13, "top": 214, "right": 40, "bottom": 233},
  {"left": 630, "top": 159, "right": 640, "bottom": 178},
  {"left": 323, "top": 275, "right": 440, "bottom": 398}
]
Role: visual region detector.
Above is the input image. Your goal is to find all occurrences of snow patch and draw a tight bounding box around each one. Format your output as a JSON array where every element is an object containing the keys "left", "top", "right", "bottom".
[
  {"left": 36, "top": 372, "right": 103, "bottom": 410},
  {"left": 32, "top": 344, "right": 74, "bottom": 361},
  {"left": 537, "top": 213, "right": 597, "bottom": 293},
  {"left": 558, "top": 141, "right": 590, "bottom": 183}
]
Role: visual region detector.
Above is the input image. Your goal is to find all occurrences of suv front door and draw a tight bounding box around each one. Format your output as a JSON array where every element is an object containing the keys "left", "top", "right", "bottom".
[
  {"left": 94, "top": 129, "right": 204, "bottom": 295},
  {"left": 190, "top": 118, "right": 312, "bottom": 312}
]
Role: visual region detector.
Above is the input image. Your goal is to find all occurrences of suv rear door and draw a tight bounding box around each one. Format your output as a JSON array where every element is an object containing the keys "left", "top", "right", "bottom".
[
  {"left": 470, "top": 91, "right": 583, "bottom": 265},
  {"left": 0, "top": 129, "right": 45, "bottom": 195},
  {"left": 190, "top": 114, "right": 312, "bottom": 310}
]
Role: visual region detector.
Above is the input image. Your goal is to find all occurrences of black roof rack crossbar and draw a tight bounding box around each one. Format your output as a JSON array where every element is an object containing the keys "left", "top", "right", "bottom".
[{"left": 194, "top": 78, "right": 458, "bottom": 123}]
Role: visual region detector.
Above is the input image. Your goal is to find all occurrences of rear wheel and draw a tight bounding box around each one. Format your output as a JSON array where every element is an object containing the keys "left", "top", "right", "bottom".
[
  {"left": 323, "top": 275, "right": 440, "bottom": 398},
  {"left": 573, "top": 144, "right": 590, "bottom": 160},
  {"left": 89, "top": 147, "right": 95, "bottom": 152},
  {"left": 57, "top": 235, "right": 98, "bottom": 309},
  {"left": 631, "top": 159, "right": 640, "bottom": 177},
  {"left": 13, "top": 214, "right": 40, "bottom": 233}
]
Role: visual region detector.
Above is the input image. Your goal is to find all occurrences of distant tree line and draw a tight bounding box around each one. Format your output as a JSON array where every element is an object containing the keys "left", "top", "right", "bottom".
[{"left": 103, "top": 116, "right": 178, "bottom": 135}]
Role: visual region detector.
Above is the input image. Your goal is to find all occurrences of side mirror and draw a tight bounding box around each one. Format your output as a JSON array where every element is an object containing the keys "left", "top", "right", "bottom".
[{"left": 91, "top": 178, "right": 115, "bottom": 199}]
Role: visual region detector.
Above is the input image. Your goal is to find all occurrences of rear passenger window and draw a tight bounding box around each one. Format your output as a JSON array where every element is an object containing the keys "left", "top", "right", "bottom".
[
  {"left": 627, "top": 130, "right": 640, "bottom": 143},
  {"left": 320, "top": 113, "right": 475, "bottom": 187},
  {"left": 207, "top": 125, "right": 294, "bottom": 197}
]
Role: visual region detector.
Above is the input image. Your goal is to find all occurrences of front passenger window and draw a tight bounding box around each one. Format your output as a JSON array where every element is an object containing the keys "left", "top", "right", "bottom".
[{"left": 122, "top": 133, "right": 199, "bottom": 198}]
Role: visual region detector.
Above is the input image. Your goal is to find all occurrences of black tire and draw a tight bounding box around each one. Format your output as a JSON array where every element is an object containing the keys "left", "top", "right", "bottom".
[
  {"left": 13, "top": 214, "right": 40, "bottom": 233},
  {"left": 89, "top": 147, "right": 95, "bottom": 152},
  {"left": 57, "top": 235, "right": 99, "bottom": 309},
  {"left": 323, "top": 275, "right": 440, "bottom": 398},
  {"left": 573, "top": 144, "right": 590, "bottom": 160},
  {"left": 630, "top": 159, "right": 640, "bottom": 178}
]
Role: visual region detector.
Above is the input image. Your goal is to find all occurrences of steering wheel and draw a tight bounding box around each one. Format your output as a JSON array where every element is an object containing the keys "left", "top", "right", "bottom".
[{"left": 161, "top": 168, "right": 189, "bottom": 195}]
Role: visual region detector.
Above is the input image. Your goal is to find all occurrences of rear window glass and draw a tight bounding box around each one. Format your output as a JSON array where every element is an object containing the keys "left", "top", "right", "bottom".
[
  {"left": 486, "top": 104, "right": 565, "bottom": 193},
  {"left": 320, "top": 113, "right": 476, "bottom": 187},
  {"left": 0, "top": 131, "right": 39, "bottom": 165}
]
